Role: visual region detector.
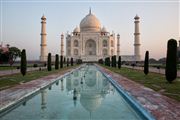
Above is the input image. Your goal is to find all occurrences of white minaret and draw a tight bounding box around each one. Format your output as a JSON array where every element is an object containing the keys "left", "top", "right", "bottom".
[
  {"left": 40, "top": 15, "right": 47, "bottom": 62},
  {"left": 117, "top": 34, "right": 120, "bottom": 57},
  {"left": 60, "top": 33, "right": 64, "bottom": 56},
  {"left": 134, "top": 15, "right": 141, "bottom": 61}
]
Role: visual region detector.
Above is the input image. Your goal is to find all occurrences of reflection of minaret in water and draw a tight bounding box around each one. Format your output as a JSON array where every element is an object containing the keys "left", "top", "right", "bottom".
[
  {"left": 61, "top": 79, "right": 64, "bottom": 91},
  {"left": 41, "top": 90, "right": 47, "bottom": 110}
]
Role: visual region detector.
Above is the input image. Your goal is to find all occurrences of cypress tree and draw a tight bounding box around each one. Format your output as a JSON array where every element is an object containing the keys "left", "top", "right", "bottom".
[
  {"left": 111, "top": 56, "right": 114, "bottom": 67},
  {"left": 55, "top": 54, "right": 59, "bottom": 70},
  {"left": 118, "top": 56, "right": 121, "bottom": 69},
  {"left": 144, "top": 51, "right": 149, "bottom": 75},
  {"left": 64, "top": 57, "right": 66, "bottom": 63},
  {"left": 114, "top": 55, "right": 117, "bottom": 67},
  {"left": 20, "top": 49, "right": 27, "bottom": 76},
  {"left": 165, "top": 39, "right": 177, "bottom": 83},
  {"left": 71, "top": 58, "right": 74, "bottom": 66},
  {"left": 67, "top": 58, "right": 69, "bottom": 67},
  {"left": 107, "top": 57, "right": 110, "bottom": 67},
  {"left": 47, "top": 53, "right": 51, "bottom": 71},
  {"left": 60, "top": 55, "right": 63, "bottom": 68}
]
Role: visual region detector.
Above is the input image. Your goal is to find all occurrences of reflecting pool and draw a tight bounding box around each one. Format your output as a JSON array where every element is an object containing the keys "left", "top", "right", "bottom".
[{"left": 1, "top": 65, "right": 143, "bottom": 120}]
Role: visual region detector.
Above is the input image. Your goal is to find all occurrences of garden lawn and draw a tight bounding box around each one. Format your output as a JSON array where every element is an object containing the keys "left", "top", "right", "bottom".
[
  {"left": 102, "top": 65, "right": 180, "bottom": 101},
  {"left": 0, "top": 65, "right": 78, "bottom": 90}
]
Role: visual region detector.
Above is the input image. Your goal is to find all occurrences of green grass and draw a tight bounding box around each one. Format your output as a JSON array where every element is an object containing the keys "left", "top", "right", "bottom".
[
  {"left": 0, "top": 65, "right": 79, "bottom": 90},
  {"left": 0, "top": 66, "right": 17, "bottom": 70},
  {"left": 102, "top": 65, "right": 180, "bottom": 101}
]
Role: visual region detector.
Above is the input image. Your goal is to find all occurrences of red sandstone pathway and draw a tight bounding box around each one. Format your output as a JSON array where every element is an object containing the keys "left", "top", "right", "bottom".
[{"left": 98, "top": 65, "right": 180, "bottom": 120}]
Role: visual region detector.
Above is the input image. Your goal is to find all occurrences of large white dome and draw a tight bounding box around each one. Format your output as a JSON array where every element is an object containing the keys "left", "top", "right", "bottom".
[{"left": 80, "top": 10, "right": 101, "bottom": 32}]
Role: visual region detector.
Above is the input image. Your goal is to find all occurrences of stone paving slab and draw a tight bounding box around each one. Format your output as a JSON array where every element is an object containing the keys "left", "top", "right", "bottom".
[
  {"left": 0, "top": 66, "right": 80, "bottom": 113},
  {"left": 97, "top": 65, "right": 180, "bottom": 120}
]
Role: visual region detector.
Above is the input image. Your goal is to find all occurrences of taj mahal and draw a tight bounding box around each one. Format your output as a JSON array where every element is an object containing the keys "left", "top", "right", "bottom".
[{"left": 40, "top": 9, "right": 141, "bottom": 62}]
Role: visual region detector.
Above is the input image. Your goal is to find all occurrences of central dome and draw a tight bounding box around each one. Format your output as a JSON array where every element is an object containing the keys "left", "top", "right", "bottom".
[{"left": 80, "top": 10, "right": 101, "bottom": 32}]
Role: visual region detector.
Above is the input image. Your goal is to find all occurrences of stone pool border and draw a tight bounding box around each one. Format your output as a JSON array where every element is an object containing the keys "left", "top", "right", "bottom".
[
  {"left": 96, "top": 65, "right": 155, "bottom": 120},
  {"left": 0, "top": 65, "right": 84, "bottom": 116},
  {"left": 96, "top": 64, "right": 180, "bottom": 120}
]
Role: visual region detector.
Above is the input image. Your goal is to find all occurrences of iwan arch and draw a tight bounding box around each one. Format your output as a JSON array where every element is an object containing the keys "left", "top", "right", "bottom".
[{"left": 40, "top": 9, "right": 141, "bottom": 62}]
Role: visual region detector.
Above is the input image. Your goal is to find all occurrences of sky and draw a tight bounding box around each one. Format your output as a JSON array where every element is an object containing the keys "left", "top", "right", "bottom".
[{"left": 0, "top": 0, "right": 179, "bottom": 60}]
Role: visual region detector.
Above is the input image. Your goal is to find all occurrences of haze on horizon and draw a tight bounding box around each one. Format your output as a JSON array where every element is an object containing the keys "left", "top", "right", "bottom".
[{"left": 0, "top": 0, "right": 179, "bottom": 60}]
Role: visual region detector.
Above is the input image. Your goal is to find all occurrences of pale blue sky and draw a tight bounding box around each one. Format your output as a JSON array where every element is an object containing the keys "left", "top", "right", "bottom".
[{"left": 0, "top": 0, "right": 179, "bottom": 60}]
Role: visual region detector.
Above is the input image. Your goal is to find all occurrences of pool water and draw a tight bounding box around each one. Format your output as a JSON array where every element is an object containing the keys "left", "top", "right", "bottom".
[{"left": 1, "top": 65, "right": 144, "bottom": 120}]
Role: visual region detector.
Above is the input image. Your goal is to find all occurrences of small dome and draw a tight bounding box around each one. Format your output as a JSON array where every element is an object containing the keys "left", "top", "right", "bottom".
[
  {"left": 134, "top": 14, "right": 140, "bottom": 19},
  {"left": 73, "top": 26, "right": 80, "bottom": 33},
  {"left": 101, "top": 26, "right": 108, "bottom": 33},
  {"left": 80, "top": 10, "right": 101, "bottom": 32}
]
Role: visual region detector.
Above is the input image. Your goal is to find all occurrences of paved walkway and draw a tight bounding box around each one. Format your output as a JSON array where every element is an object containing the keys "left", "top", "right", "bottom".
[
  {"left": 98, "top": 65, "right": 180, "bottom": 120},
  {"left": 0, "top": 66, "right": 80, "bottom": 113},
  {"left": 123, "top": 65, "right": 180, "bottom": 77},
  {"left": 0, "top": 67, "right": 46, "bottom": 77}
]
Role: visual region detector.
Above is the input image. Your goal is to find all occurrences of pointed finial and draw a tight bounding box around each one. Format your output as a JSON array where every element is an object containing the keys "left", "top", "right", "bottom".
[{"left": 89, "top": 7, "right": 91, "bottom": 14}]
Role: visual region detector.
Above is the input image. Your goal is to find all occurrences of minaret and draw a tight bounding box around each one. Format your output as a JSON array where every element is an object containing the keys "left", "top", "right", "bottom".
[
  {"left": 40, "top": 15, "right": 47, "bottom": 62},
  {"left": 60, "top": 33, "right": 64, "bottom": 56},
  {"left": 117, "top": 34, "right": 120, "bottom": 57},
  {"left": 134, "top": 15, "right": 141, "bottom": 61}
]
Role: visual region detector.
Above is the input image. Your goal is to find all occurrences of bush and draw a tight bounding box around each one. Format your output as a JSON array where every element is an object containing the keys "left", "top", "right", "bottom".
[
  {"left": 20, "top": 49, "right": 27, "bottom": 76},
  {"left": 55, "top": 54, "right": 59, "bottom": 69},
  {"left": 144, "top": 51, "right": 149, "bottom": 75},
  {"left": 47, "top": 53, "right": 52, "bottom": 71},
  {"left": 165, "top": 39, "right": 177, "bottom": 83},
  {"left": 33, "top": 64, "right": 38, "bottom": 68},
  {"left": 76, "top": 59, "right": 82, "bottom": 64},
  {"left": 98, "top": 59, "right": 104, "bottom": 64}
]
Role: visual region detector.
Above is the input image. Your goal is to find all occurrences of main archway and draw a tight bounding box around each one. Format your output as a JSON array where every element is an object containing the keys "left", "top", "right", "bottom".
[{"left": 85, "top": 39, "right": 96, "bottom": 56}]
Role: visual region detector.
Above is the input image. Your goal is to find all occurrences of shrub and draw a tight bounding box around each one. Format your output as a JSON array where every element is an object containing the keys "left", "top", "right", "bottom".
[
  {"left": 55, "top": 54, "right": 59, "bottom": 69},
  {"left": 20, "top": 49, "right": 27, "bottom": 76},
  {"left": 165, "top": 39, "right": 177, "bottom": 83},
  {"left": 144, "top": 51, "right": 149, "bottom": 75},
  {"left": 47, "top": 53, "right": 52, "bottom": 71},
  {"left": 33, "top": 64, "right": 38, "bottom": 68}
]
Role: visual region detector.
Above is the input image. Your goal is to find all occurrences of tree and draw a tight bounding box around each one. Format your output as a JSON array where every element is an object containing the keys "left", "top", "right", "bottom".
[
  {"left": 55, "top": 54, "right": 59, "bottom": 70},
  {"left": 107, "top": 57, "right": 110, "bottom": 67},
  {"left": 64, "top": 57, "right": 66, "bottom": 63},
  {"left": 20, "top": 49, "right": 27, "bottom": 76},
  {"left": 8, "top": 47, "right": 21, "bottom": 66},
  {"left": 118, "top": 56, "right": 121, "bottom": 69},
  {"left": 144, "top": 51, "right": 149, "bottom": 75},
  {"left": 67, "top": 58, "right": 69, "bottom": 67},
  {"left": 111, "top": 56, "right": 114, "bottom": 67},
  {"left": 47, "top": 53, "right": 52, "bottom": 71},
  {"left": 60, "top": 55, "right": 63, "bottom": 68},
  {"left": 165, "top": 39, "right": 177, "bottom": 83},
  {"left": 114, "top": 55, "right": 117, "bottom": 67},
  {"left": 71, "top": 57, "right": 74, "bottom": 66}
]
